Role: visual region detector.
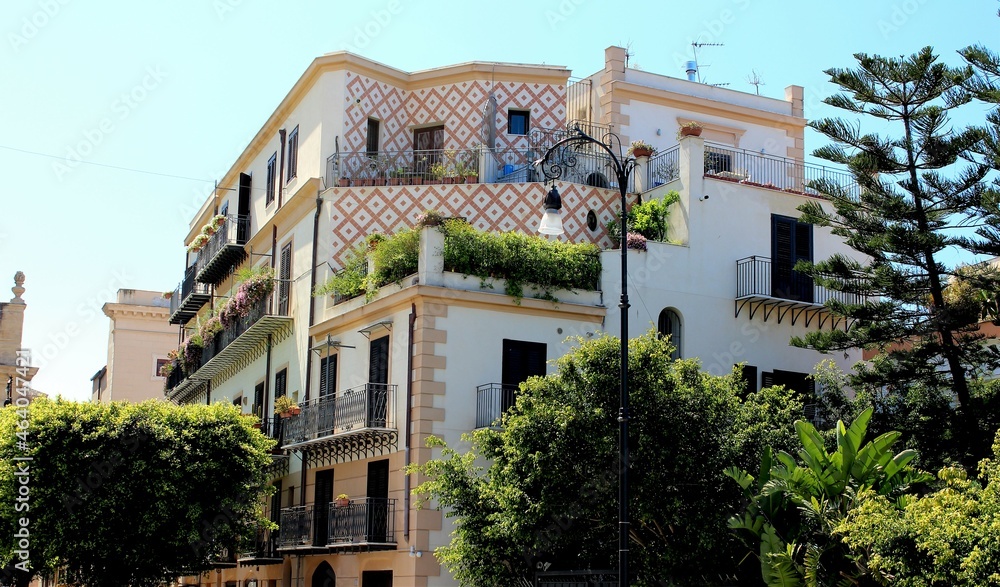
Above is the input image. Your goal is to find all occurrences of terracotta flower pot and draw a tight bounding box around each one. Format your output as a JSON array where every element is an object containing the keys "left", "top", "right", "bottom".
[
  {"left": 338, "top": 178, "right": 351, "bottom": 187},
  {"left": 464, "top": 175, "right": 478, "bottom": 184},
  {"left": 631, "top": 148, "right": 653, "bottom": 158},
  {"left": 680, "top": 126, "right": 703, "bottom": 137}
]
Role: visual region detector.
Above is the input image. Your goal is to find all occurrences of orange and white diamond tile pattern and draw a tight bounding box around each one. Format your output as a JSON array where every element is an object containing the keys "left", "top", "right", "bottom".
[
  {"left": 342, "top": 73, "right": 566, "bottom": 153},
  {"left": 325, "top": 182, "right": 630, "bottom": 267}
]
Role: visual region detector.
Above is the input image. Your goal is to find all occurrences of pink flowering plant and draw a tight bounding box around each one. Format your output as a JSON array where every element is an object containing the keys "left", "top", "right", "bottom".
[
  {"left": 220, "top": 267, "right": 276, "bottom": 327},
  {"left": 626, "top": 232, "right": 647, "bottom": 251}
]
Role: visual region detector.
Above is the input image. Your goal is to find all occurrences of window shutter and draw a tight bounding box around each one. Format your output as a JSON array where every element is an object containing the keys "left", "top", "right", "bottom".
[
  {"left": 739, "top": 365, "right": 758, "bottom": 394},
  {"left": 319, "top": 355, "right": 337, "bottom": 398},
  {"left": 275, "top": 369, "right": 287, "bottom": 399},
  {"left": 761, "top": 371, "right": 774, "bottom": 389},
  {"left": 501, "top": 339, "right": 547, "bottom": 388},
  {"left": 254, "top": 382, "right": 265, "bottom": 417},
  {"left": 369, "top": 336, "right": 389, "bottom": 384},
  {"left": 366, "top": 459, "right": 390, "bottom": 499},
  {"left": 278, "top": 242, "right": 292, "bottom": 315}
]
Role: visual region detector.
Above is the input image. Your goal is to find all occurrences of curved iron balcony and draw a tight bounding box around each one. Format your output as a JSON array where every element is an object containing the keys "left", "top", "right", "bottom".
[
  {"left": 167, "top": 264, "right": 210, "bottom": 325},
  {"left": 475, "top": 383, "right": 518, "bottom": 429},
  {"left": 195, "top": 214, "right": 250, "bottom": 285},
  {"left": 165, "top": 279, "right": 293, "bottom": 403},
  {"left": 282, "top": 383, "right": 397, "bottom": 454}
]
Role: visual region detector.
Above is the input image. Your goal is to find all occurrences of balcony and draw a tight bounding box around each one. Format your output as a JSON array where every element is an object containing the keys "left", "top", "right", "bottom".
[
  {"left": 324, "top": 144, "right": 621, "bottom": 190},
  {"left": 475, "top": 383, "right": 517, "bottom": 429},
  {"left": 238, "top": 527, "right": 282, "bottom": 566},
  {"left": 277, "top": 505, "right": 325, "bottom": 553},
  {"left": 167, "top": 265, "right": 211, "bottom": 325},
  {"left": 165, "top": 280, "right": 293, "bottom": 402},
  {"left": 328, "top": 498, "right": 396, "bottom": 551},
  {"left": 195, "top": 214, "right": 249, "bottom": 285},
  {"left": 735, "top": 256, "right": 861, "bottom": 330},
  {"left": 282, "top": 384, "right": 397, "bottom": 461},
  {"left": 704, "top": 143, "right": 859, "bottom": 198}
]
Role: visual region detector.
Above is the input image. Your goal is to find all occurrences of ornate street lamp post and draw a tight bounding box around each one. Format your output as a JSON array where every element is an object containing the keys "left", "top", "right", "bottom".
[{"left": 535, "top": 128, "right": 636, "bottom": 587}]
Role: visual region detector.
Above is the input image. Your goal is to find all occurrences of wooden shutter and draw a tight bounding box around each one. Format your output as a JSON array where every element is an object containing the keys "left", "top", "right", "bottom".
[
  {"left": 369, "top": 336, "right": 389, "bottom": 385},
  {"left": 278, "top": 242, "right": 291, "bottom": 316},
  {"left": 772, "top": 215, "right": 794, "bottom": 299},
  {"left": 266, "top": 153, "right": 277, "bottom": 205},
  {"left": 501, "top": 339, "right": 547, "bottom": 387},
  {"left": 365, "top": 459, "right": 390, "bottom": 542},
  {"left": 367, "top": 118, "right": 381, "bottom": 155},
  {"left": 793, "top": 222, "right": 814, "bottom": 303},
  {"left": 761, "top": 371, "right": 774, "bottom": 389},
  {"left": 319, "top": 355, "right": 337, "bottom": 398},
  {"left": 237, "top": 173, "right": 252, "bottom": 244},
  {"left": 739, "top": 365, "right": 758, "bottom": 394},
  {"left": 274, "top": 368, "right": 287, "bottom": 399},
  {"left": 313, "top": 470, "right": 334, "bottom": 546}
]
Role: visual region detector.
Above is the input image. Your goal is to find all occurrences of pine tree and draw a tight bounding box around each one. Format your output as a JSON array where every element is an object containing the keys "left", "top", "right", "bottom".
[{"left": 794, "top": 48, "right": 998, "bottom": 466}]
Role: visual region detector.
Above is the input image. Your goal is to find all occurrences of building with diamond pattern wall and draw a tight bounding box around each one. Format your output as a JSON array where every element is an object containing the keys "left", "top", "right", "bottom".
[{"left": 164, "top": 46, "right": 862, "bottom": 587}]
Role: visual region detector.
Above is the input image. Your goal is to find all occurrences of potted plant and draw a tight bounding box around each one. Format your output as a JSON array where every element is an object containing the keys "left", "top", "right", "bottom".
[
  {"left": 430, "top": 161, "right": 449, "bottom": 184},
  {"left": 416, "top": 209, "right": 445, "bottom": 227},
  {"left": 388, "top": 166, "right": 406, "bottom": 186},
  {"left": 335, "top": 493, "right": 350, "bottom": 507},
  {"left": 678, "top": 121, "right": 703, "bottom": 138},
  {"left": 338, "top": 176, "right": 351, "bottom": 187},
  {"left": 366, "top": 232, "right": 386, "bottom": 251},
  {"left": 274, "top": 395, "right": 300, "bottom": 418},
  {"left": 628, "top": 140, "right": 656, "bottom": 158}
]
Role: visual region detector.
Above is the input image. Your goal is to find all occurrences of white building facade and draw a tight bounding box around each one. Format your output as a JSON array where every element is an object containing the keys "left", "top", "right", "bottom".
[{"left": 163, "top": 46, "right": 861, "bottom": 587}]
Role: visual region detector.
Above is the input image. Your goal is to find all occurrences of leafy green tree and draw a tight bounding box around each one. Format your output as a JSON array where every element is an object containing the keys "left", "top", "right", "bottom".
[
  {"left": 0, "top": 399, "right": 274, "bottom": 587},
  {"left": 726, "top": 409, "right": 932, "bottom": 586},
  {"left": 837, "top": 430, "right": 1000, "bottom": 586},
  {"left": 413, "top": 332, "right": 803, "bottom": 587},
  {"left": 793, "top": 48, "right": 999, "bottom": 466}
]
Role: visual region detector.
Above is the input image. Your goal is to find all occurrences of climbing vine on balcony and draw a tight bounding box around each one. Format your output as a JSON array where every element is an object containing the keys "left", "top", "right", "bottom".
[{"left": 314, "top": 217, "right": 601, "bottom": 304}]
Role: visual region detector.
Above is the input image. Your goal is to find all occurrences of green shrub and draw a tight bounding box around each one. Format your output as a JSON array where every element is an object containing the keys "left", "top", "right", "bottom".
[{"left": 606, "top": 190, "right": 680, "bottom": 243}]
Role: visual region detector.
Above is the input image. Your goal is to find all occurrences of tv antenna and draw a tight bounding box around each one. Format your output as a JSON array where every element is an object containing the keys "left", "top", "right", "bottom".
[
  {"left": 746, "top": 69, "right": 765, "bottom": 95},
  {"left": 690, "top": 42, "right": 724, "bottom": 84}
]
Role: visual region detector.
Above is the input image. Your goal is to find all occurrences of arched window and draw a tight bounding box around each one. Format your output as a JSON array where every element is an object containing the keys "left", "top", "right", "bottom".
[{"left": 657, "top": 308, "right": 682, "bottom": 360}]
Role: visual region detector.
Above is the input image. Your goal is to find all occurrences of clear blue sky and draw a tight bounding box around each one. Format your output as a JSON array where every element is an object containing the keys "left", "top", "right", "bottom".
[{"left": 3, "top": 0, "right": 997, "bottom": 401}]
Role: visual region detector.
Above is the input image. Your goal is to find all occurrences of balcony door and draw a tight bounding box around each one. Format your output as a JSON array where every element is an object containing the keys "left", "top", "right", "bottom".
[
  {"left": 368, "top": 336, "right": 389, "bottom": 427},
  {"left": 771, "top": 215, "right": 813, "bottom": 303},
  {"left": 413, "top": 125, "right": 444, "bottom": 176},
  {"left": 502, "top": 339, "right": 547, "bottom": 389},
  {"left": 366, "top": 459, "right": 389, "bottom": 542},
  {"left": 278, "top": 242, "right": 292, "bottom": 316},
  {"left": 313, "top": 469, "right": 334, "bottom": 547},
  {"left": 237, "top": 172, "right": 251, "bottom": 244}
]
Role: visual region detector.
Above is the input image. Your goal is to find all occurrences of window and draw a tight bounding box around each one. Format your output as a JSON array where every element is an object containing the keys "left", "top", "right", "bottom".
[
  {"left": 369, "top": 335, "right": 389, "bottom": 385},
  {"left": 508, "top": 109, "right": 529, "bottom": 135},
  {"left": 501, "top": 339, "right": 547, "bottom": 387},
  {"left": 154, "top": 358, "right": 169, "bottom": 378},
  {"left": 278, "top": 241, "right": 292, "bottom": 316},
  {"left": 286, "top": 126, "right": 298, "bottom": 182},
  {"left": 366, "top": 118, "right": 381, "bottom": 156},
  {"left": 761, "top": 369, "right": 815, "bottom": 398},
  {"left": 319, "top": 355, "right": 337, "bottom": 398},
  {"left": 657, "top": 309, "right": 682, "bottom": 360},
  {"left": 737, "top": 364, "right": 758, "bottom": 395},
  {"left": 366, "top": 460, "right": 390, "bottom": 542},
  {"left": 232, "top": 394, "right": 242, "bottom": 408},
  {"left": 253, "top": 381, "right": 265, "bottom": 418},
  {"left": 771, "top": 215, "right": 813, "bottom": 302},
  {"left": 704, "top": 151, "right": 732, "bottom": 173},
  {"left": 313, "top": 469, "right": 334, "bottom": 545},
  {"left": 266, "top": 152, "right": 277, "bottom": 205},
  {"left": 275, "top": 368, "right": 287, "bottom": 399}
]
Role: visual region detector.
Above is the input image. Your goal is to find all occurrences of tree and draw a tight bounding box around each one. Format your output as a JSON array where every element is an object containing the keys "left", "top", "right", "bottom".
[
  {"left": 793, "top": 47, "right": 999, "bottom": 466},
  {"left": 412, "top": 332, "right": 804, "bottom": 587},
  {"left": 0, "top": 399, "right": 274, "bottom": 587},
  {"left": 726, "top": 409, "right": 932, "bottom": 586},
  {"left": 837, "top": 430, "right": 1000, "bottom": 586}
]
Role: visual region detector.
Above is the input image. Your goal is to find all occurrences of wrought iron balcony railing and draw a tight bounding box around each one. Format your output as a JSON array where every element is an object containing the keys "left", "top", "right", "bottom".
[
  {"left": 195, "top": 214, "right": 250, "bottom": 285},
  {"left": 260, "top": 414, "right": 283, "bottom": 444},
  {"left": 326, "top": 149, "right": 481, "bottom": 187},
  {"left": 475, "top": 383, "right": 518, "bottom": 429},
  {"left": 167, "top": 264, "right": 211, "bottom": 325},
  {"left": 277, "top": 505, "right": 315, "bottom": 550},
  {"left": 329, "top": 497, "right": 396, "bottom": 547},
  {"left": 735, "top": 256, "right": 863, "bottom": 330},
  {"left": 238, "top": 527, "right": 282, "bottom": 564},
  {"left": 165, "top": 280, "right": 293, "bottom": 400},
  {"left": 282, "top": 383, "right": 396, "bottom": 448},
  {"left": 704, "top": 143, "right": 858, "bottom": 198}
]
